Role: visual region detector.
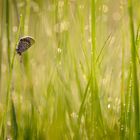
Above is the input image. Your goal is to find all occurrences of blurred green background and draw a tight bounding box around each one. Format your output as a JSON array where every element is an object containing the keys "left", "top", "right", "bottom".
[{"left": 0, "top": 0, "right": 140, "bottom": 139}]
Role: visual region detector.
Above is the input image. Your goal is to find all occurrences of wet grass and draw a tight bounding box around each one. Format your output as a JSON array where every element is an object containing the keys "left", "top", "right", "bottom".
[{"left": 0, "top": 0, "right": 140, "bottom": 139}]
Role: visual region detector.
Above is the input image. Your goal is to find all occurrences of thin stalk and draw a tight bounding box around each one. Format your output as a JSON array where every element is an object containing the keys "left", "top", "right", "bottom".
[
  {"left": 135, "top": 25, "right": 140, "bottom": 64},
  {"left": 4, "top": 15, "right": 23, "bottom": 140},
  {"left": 120, "top": 29, "right": 125, "bottom": 140},
  {"left": 12, "top": 0, "right": 19, "bottom": 24},
  {"left": 24, "top": 0, "right": 30, "bottom": 35},
  {"left": 91, "top": 0, "right": 96, "bottom": 70},
  {"left": 96, "top": 33, "right": 111, "bottom": 63},
  {"left": 5, "top": 0, "right": 11, "bottom": 67},
  {"left": 128, "top": 0, "right": 140, "bottom": 139},
  {"left": 0, "top": 0, "right": 4, "bottom": 92},
  {"left": 6, "top": 14, "right": 23, "bottom": 104},
  {"left": 91, "top": 0, "right": 96, "bottom": 128},
  {"left": 90, "top": 1, "right": 96, "bottom": 136},
  {"left": 22, "top": 1, "right": 36, "bottom": 138},
  {"left": 10, "top": 97, "right": 18, "bottom": 140},
  {"left": 90, "top": 0, "right": 105, "bottom": 138},
  {"left": 120, "top": 2, "right": 125, "bottom": 139},
  {"left": 125, "top": 66, "right": 132, "bottom": 139},
  {"left": 78, "top": 76, "right": 91, "bottom": 123},
  {"left": 23, "top": 0, "right": 35, "bottom": 111}
]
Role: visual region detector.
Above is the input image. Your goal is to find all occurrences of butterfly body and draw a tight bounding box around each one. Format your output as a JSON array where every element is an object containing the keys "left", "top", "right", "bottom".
[{"left": 16, "top": 36, "right": 35, "bottom": 55}]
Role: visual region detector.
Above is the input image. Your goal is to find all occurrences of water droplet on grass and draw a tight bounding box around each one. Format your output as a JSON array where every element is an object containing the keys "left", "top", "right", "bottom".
[{"left": 107, "top": 104, "right": 111, "bottom": 109}]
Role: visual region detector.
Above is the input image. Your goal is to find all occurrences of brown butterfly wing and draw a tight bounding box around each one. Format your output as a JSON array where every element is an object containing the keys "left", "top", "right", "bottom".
[
  {"left": 16, "top": 36, "right": 35, "bottom": 55},
  {"left": 20, "top": 37, "right": 35, "bottom": 46}
]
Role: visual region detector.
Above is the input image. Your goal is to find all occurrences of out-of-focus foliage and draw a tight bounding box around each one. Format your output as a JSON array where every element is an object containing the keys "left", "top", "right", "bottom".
[{"left": 0, "top": 0, "right": 140, "bottom": 139}]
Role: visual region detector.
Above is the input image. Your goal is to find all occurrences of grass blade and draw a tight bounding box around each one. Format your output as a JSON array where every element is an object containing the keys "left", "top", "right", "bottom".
[{"left": 128, "top": 0, "right": 140, "bottom": 139}]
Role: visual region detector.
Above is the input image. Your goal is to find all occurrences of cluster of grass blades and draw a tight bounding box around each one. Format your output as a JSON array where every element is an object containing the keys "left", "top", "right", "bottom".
[{"left": 0, "top": 0, "right": 139, "bottom": 140}]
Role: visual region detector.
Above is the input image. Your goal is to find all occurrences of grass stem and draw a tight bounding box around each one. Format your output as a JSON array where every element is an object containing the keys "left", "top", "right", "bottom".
[{"left": 128, "top": 0, "right": 140, "bottom": 139}]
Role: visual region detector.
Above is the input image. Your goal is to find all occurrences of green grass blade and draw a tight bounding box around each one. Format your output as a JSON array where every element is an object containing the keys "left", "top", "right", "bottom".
[
  {"left": 5, "top": 0, "right": 11, "bottom": 67},
  {"left": 125, "top": 66, "right": 132, "bottom": 139},
  {"left": 90, "top": 0, "right": 105, "bottom": 138},
  {"left": 78, "top": 75, "right": 91, "bottom": 123},
  {"left": 128, "top": 0, "right": 140, "bottom": 139},
  {"left": 4, "top": 15, "right": 23, "bottom": 140},
  {"left": 10, "top": 97, "right": 18, "bottom": 140}
]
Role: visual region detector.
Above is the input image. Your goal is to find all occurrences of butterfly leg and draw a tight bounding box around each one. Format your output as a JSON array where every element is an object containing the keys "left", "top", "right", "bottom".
[{"left": 20, "top": 54, "right": 23, "bottom": 63}]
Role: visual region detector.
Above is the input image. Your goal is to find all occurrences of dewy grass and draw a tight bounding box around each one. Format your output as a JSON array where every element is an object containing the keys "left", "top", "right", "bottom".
[
  {"left": 125, "top": 66, "right": 132, "bottom": 139},
  {"left": 1, "top": 0, "right": 140, "bottom": 139},
  {"left": 128, "top": 0, "right": 140, "bottom": 139},
  {"left": 21, "top": 0, "right": 36, "bottom": 138},
  {"left": 90, "top": 0, "right": 105, "bottom": 138},
  {"left": 4, "top": 15, "right": 23, "bottom": 140},
  {"left": 22, "top": 0, "right": 34, "bottom": 94}
]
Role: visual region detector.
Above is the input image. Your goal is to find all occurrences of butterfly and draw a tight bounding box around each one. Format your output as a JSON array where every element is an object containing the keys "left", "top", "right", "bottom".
[{"left": 16, "top": 36, "right": 35, "bottom": 55}]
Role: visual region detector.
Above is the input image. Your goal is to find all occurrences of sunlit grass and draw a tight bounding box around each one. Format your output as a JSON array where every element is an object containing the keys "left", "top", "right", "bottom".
[{"left": 0, "top": 0, "right": 140, "bottom": 140}]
